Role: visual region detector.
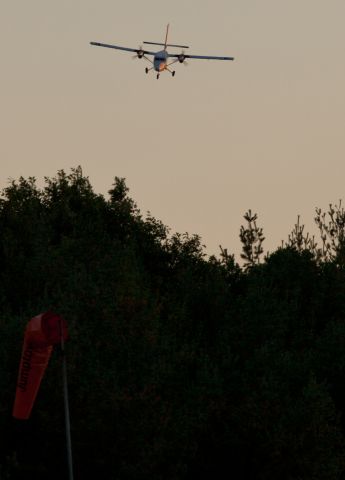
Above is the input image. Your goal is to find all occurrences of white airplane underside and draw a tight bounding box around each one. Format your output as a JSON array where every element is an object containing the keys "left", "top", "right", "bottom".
[{"left": 90, "top": 24, "right": 234, "bottom": 79}]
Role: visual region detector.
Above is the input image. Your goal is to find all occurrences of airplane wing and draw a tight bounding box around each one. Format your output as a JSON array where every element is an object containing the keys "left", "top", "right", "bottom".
[
  {"left": 90, "top": 42, "right": 156, "bottom": 56},
  {"left": 168, "top": 53, "right": 234, "bottom": 61}
]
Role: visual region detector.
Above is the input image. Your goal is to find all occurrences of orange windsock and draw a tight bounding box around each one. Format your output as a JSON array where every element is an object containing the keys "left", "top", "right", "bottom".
[{"left": 13, "top": 312, "right": 68, "bottom": 420}]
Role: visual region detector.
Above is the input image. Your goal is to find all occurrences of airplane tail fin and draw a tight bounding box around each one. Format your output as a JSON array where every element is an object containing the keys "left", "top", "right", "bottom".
[{"left": 164, "top": 23, "right": 169, "bottom": 49}]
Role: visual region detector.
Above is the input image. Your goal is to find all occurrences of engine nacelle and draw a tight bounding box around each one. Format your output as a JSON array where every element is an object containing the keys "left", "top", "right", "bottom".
[
  {"left": 178, "top": 54, "right": 185, "bottom": 63},
  {"left": 137, "top": 50, "right": 144, "bottom": 59}
]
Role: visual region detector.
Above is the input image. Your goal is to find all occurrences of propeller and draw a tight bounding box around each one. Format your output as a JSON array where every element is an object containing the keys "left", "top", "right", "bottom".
[
  {"left": 132, "top": 46, "right": 145, "bottom": 59},
  {"left": 178, "top": 50, "right": 188, "bottom": 66}
]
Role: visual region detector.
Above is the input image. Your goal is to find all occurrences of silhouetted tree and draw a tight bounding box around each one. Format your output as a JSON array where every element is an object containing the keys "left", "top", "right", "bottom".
[
  {"left": 315, "top": 200, "right": 345, "bottom": 266},
  {"left": 239, "top": 210, "right": 265, "bottom": 269},
  {"left": 1, "top": 169, "right": 345, "bottom": 479}
]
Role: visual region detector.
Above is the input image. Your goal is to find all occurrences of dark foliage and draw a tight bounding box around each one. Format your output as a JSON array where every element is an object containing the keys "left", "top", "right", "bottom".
[{"left": 1, "top": 168, "right": 345, "bottom": 479}]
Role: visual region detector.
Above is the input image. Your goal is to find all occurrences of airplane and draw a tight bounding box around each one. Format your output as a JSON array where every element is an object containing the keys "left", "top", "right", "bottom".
[{"left": 90, "top": 24, "right": 234, "bottom": 79}]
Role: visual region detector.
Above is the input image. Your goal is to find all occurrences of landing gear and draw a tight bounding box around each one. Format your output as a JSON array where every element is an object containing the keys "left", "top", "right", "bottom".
[
  {"left": 145, "top": 67, "right": 149, "bottom": 74},
  {"left": 172, "top": 71, "right": 176, "bottom": 77},
  {"left": 156, "top": 74, "right": 160, "bottom": 79}
]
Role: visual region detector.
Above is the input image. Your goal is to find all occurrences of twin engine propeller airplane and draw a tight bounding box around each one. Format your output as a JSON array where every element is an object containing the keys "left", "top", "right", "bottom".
[{"left": 90, "top": 24, "right": 234, "bottom": 79}]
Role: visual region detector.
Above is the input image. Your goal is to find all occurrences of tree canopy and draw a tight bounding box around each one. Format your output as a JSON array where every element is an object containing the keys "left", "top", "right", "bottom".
[{"left": 1, "top": 167, "right": 345, "bottom": 479}]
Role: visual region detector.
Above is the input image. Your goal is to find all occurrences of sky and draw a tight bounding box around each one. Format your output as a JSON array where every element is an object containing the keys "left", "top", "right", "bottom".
[{"left": 1, "top": 0, "right": 345, "bottom": 260}]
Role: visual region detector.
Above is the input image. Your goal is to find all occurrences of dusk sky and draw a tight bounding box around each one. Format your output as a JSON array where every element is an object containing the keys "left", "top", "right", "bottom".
[{"left": 1, "top": 0, "right": 345, "bottom": 259}]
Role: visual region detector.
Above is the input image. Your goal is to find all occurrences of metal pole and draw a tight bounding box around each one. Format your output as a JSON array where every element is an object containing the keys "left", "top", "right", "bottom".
[{"left": 60, "top": 320, "right": 74, "bottom": 480}]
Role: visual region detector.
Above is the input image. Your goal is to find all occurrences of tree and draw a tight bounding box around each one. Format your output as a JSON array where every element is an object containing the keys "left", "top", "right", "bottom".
[
  {"left": 1, "top": 170, "right": 345, "bottom": 479},
  {"left": 239, "top": 210, "right": 265, "bottom": 270}
]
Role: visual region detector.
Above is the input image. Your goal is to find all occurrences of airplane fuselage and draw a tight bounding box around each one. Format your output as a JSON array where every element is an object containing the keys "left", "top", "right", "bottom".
[{"left": 153, "top": 50, "right": 168, "bottom": 72}]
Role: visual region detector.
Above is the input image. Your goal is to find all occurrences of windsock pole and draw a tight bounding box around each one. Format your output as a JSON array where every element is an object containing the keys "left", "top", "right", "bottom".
[{"left": 60, "top": 319, "right": 74, "bottom": 480}]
